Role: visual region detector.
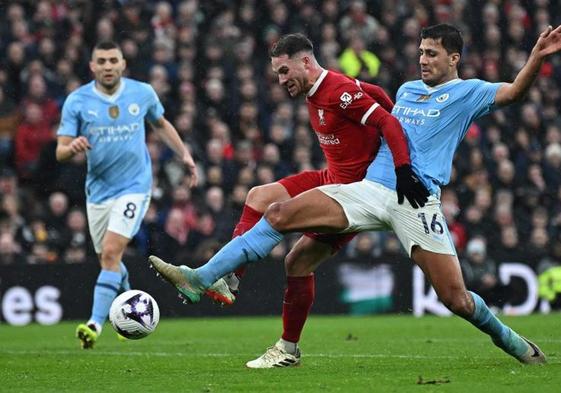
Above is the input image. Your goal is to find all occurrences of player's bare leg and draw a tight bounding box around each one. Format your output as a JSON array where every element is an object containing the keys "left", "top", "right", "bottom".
[
  {"left": 266, "top": 188, "right": 349, "bottom": 233},
  {"left": 285, "top": 236, "right": 332, "bottom": 277},
  {"left": 412, "top": 247, "right": 545, "bottom": 364}
]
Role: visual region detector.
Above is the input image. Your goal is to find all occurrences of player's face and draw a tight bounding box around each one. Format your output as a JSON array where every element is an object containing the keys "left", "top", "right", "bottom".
[
  {"left": 419, "top": 38, "right": 459, "bottom": 86},
  {"left": 271, "top": 54, "right": 309, "bottom": 97},
  {"left": 90, "top": 48, "right": 126, "bottom": 92}
]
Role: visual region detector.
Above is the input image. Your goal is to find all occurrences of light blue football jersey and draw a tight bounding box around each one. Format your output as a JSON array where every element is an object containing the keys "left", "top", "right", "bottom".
[
  {"left": 57, "top": 78, "right": 164, "bottom": 203},
  {"left": 366, "top": 78, "right": 501, "bottom": 194}
]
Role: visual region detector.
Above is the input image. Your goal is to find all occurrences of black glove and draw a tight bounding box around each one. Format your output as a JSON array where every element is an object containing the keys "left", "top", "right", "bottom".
[{"left": 395, "top": 164, "right": 429, "bottom": 208}]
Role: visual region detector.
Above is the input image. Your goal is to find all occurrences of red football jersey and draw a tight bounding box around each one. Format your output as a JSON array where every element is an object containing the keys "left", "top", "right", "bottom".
[{"left": 306, "top": 70, "right": 385, "bottom": 183}]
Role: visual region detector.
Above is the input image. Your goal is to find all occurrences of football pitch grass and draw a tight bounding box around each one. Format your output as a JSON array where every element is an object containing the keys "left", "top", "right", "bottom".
[{"left": 1, "top": 314, "right": 560, "bottom": 392}]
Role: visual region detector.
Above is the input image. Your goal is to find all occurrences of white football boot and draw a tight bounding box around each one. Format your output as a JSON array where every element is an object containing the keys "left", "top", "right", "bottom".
[{"left": 246, "top": 340, "right": 301, "bottom": 368}]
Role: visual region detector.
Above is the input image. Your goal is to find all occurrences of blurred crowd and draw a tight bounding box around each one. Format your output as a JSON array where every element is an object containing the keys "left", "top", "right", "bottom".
[{"left": 1, "top": 0, "right": 561, "bottom": 299}]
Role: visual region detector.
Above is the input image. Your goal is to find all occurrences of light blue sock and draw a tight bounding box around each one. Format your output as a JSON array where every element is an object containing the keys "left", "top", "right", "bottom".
[
  {"left": 120, "top": 261, "right": 131, "bottom": 292},
  {"left": 90, "top": 270, "right": 122, "bottom": 325},
  {"left": 467, "top": 291, "right": 527, "bottom": 357},
  {"left": 196, "top": 217, "right": 284, "bottom": 287}
]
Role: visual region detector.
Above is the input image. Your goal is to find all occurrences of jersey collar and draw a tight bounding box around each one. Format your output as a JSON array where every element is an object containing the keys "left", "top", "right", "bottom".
[
  {"left": 422, "top": 78, "right": 461, "bottom": 93},
  {"left": 92, "top": 78, "right": 126, "bottom": 103},
  {"left": 307, "top": 68, "right": 328, "bottom": 97}
]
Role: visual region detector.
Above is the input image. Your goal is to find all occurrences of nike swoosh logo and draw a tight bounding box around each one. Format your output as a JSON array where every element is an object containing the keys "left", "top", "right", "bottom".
[
  {"left": 530, "top": 344, "right": 540, "bottom": 357},
  {"left": 522, "top": 337, "right": 540, "bottom": 357}
]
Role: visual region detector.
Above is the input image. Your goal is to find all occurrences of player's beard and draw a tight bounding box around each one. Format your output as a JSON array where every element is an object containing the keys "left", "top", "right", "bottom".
[
  {"left": 288, "top": 77, "right": 307, "bottom": 96},
  {"left": 286, "top": 81, "right": 299, "bottom": 96},
  {"left": 98, "top": 74, "right": 121, "bottom": 92},
  {"left": 421, "top": 72, "right": 440, "bottom": 87}
]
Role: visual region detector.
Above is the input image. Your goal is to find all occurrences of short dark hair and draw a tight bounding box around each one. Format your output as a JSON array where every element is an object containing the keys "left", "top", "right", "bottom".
[
  {"left": 269, "top": 33, "right": 314, "bottom": 58},
  {"left": 420, "top": 24, "right": 463, "bottom": 55},
  {"left": 92, "top": 41, "right": 122, "bottom": 56}
]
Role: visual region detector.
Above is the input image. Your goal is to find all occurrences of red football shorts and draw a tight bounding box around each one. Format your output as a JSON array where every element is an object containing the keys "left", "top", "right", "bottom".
[{"left": 278, "top": 169, "right": 357, "bottom": 252}]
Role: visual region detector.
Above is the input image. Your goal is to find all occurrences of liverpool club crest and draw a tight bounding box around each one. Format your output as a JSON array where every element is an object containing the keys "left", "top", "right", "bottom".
[
  {"left": 109, "top": 105, "right": 120, "bottom": 119},
  {"left": 318, "top": 109, "right": 326, "bottom": 126}
]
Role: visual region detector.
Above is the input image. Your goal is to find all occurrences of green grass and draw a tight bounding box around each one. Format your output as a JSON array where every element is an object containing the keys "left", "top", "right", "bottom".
[{"left": 1, "top": 314, "right": 560, "bottom": 392}]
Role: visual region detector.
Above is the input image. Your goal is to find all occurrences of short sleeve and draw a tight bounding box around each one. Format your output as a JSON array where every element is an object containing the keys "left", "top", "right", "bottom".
[
  {"left": 57, "top": 94, "right": 80, "bottom": 137},
  {"left": 329, "top": 81, "right": 382, "bottom": 125},
  {"left": 468, "top": 80, "right": 502, "bottom": 119},
  {"left": 145, "top": 85, "right": 165, "bottom": 122}
]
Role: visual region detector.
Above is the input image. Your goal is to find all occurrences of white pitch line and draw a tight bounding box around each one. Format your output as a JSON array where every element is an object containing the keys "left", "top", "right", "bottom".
[
  {"left": 0, "top": 349, "right": 480, "bottom": 360},
  {"left": 2, "top": 350, "right": 559, "bottom": 365}
]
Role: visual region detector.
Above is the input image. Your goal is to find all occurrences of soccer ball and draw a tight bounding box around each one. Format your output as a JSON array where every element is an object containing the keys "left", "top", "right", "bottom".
[{"left": 109, "top": 290, "right": 160, "bottom": 339}]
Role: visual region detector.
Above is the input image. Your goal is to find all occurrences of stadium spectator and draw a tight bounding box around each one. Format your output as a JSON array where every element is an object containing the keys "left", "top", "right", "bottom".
[
  {"left": 21, "top": 74, "right": 60, "bottom": 128},
  {"left": 0, "top": 87, "right": 20, "bottom": 167},
  {"left": 461, "top": 237, "right": 502, "bottom": 307},
  {"left": 338, "top": 0, "right": 380, "bottom": 45},
  {"left": 0, "top": 229, "right": 24, "bottom": 265},
  {"left": 60, "top": 207, "right": 93, "bottom": 262},
  {"left": 14, "top": 102, "right": 55, "bottom": 180},
  {"left": 338, "top": 35, "right": 381, "bottom": 81},
  {"left": 42, "top": 191, "right": 70, "bottom": 253},
  {"left": 151, "top": 207, "right": 190, "bottom": 262}
]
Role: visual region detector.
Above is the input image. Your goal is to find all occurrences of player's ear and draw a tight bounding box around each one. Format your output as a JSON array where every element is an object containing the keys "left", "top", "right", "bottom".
[
  {"left": 89, "top": 60, "right": 96, "bottom": 74},
  {"left": 449, "top": 53, "right": 460, "bottom": 68}
]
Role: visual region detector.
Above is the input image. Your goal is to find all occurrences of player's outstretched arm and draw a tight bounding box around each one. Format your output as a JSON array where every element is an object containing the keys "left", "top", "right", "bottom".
[
  {"left": 495, "top": 25, "right": 561, "bottom": 106},
  {"left": 150, "top": 117, "right": 199, "bottom": 188}
]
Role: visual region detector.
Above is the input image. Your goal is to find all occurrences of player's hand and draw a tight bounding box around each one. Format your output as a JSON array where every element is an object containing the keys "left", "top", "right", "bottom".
[
  {"left": 182, "top": 153, "right": 199, "bottom": 188},
  {"left": 69, "top": 136, "right": 91, "bottom": 154},
  {"left": 395, "top": 164, "right": 429, "bottom": 209},
  {"left": 533, "top": 25, "right": 561, "bottom": 58}
]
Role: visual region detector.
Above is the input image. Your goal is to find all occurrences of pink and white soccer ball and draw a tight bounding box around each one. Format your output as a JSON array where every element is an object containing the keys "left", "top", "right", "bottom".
[{"left": 109, "top": 290, "right": 160, "bottom": 339}]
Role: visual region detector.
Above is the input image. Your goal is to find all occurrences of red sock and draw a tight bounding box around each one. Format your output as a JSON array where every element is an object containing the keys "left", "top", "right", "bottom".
[
  {"left": 282, "top": 275, "right": 315, "bottom": 343},
  {"left": 232, "top": 204, "right": 263, "bottom": 278}
]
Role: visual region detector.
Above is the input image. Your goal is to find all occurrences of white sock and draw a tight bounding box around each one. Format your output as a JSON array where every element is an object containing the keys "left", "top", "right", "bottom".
[{"left": 277, "top": 338, "right": 297, "bottom": 354}]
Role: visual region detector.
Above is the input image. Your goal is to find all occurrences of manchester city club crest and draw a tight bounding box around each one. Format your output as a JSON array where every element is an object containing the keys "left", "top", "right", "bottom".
[
  {"left": 128, "top": 103, "right": 140, "bottom": 116},
  {"left": 436, "top": 93, "right": 449, "bottom": 103},
  {"left": 109, "top": 105, "right": 120, "bottom": 119}
]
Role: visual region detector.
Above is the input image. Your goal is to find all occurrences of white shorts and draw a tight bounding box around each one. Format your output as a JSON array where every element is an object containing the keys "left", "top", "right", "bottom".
[
  {"left": 318, "top": 180, "right": 456, "bottom": 257},
  {"left": 87, "top": 193, "right": 151, "bottom": 254}
]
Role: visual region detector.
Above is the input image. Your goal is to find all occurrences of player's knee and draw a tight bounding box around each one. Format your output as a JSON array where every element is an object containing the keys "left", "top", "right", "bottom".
[
  {"left": 284, "top": 251, "right": 302, "bottom": 275},
  {"left": 245, "top": 186, "right": 261, "bottom": 205},
  {"left": 264, "top": 201, "right": 290, "bottom": 230},
  {"left": 441, "top": 291, "right": 472, "bottom": 318},
  {"left": 100, "top": 242, "right": 122, "bottom": 268},
  {"left": 284, "top": 251, "right": 315, "bottom": 276},
  {"left": 246, "top": 184, "right": 272, "bottom": 211}
]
